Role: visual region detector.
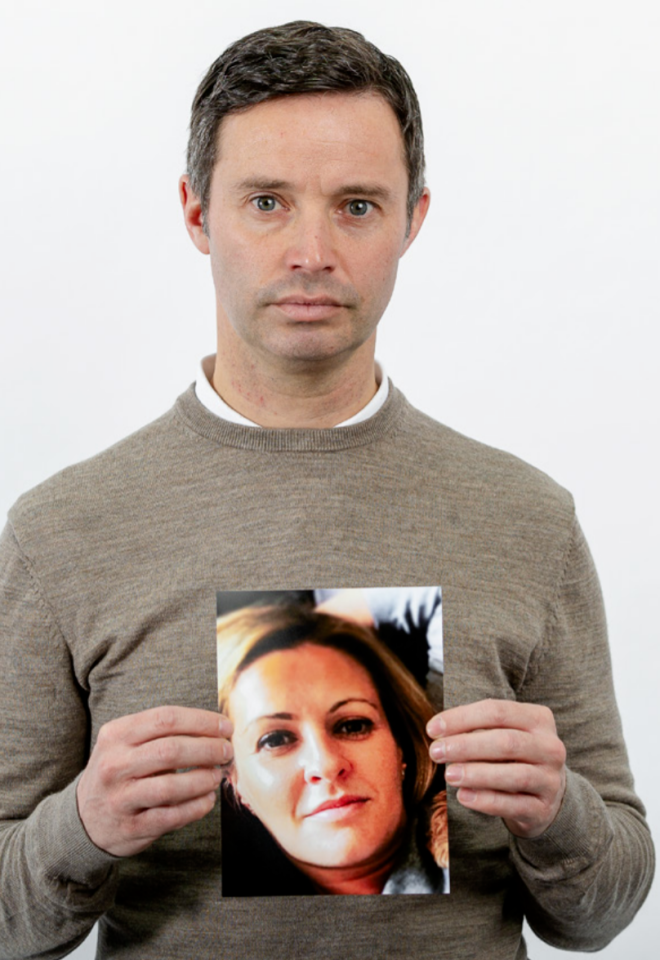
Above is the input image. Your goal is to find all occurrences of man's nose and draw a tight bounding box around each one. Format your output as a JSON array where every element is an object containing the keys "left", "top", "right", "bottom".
[
  {"left": 285, "top": 210, "right": 337, "bottom": 273},
  {"left": 301, "top": 732, "right": 348, "bottom": 784}
]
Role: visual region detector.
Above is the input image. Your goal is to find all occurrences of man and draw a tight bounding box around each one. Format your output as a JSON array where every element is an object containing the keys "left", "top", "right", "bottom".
[{"left": 0, "top": 20, "right": 653, "bottom": 960}]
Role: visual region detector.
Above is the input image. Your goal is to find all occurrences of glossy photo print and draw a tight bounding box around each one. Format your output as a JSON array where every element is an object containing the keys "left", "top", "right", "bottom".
[{"left": 216, "top": 587, "right": 448, "bottom": 896}]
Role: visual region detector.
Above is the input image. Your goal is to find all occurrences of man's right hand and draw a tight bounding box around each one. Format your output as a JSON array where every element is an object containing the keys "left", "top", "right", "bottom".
[{"left": 76, "top": 706, "right": 233, "bottom": 857}]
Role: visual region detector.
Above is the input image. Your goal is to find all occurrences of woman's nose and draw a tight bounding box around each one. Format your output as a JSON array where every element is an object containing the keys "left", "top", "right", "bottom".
[{"left": 300, "top": 732, "right": 348, "bottom": 784}]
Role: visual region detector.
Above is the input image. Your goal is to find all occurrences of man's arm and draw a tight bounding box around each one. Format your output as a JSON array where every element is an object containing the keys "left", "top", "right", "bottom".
[
  {"left": 0, "top": 524, "right": 230, "bottom": 958},
  {"left": 427, "top": 519, "right": 654, "bottom": 950}
]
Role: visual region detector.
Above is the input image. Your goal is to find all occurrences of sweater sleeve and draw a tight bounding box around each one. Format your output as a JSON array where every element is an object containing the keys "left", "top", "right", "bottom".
[
  {"left": 509, "top": 518, "right": 655, "bottom": 950},
  {"left": 0, "top": 523, "right": 119, "bottom": 960}
]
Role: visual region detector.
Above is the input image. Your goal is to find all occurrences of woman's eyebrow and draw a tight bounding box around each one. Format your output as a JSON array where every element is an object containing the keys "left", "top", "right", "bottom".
[
  {"left": 244, "top": 711, "right": 295, "bottom": 732},
  {"left": 242, "top": 700, "right": 379, "bottom": 733},
  {"left": 329, "top": 698, "right": 379, "bottom": 713}
]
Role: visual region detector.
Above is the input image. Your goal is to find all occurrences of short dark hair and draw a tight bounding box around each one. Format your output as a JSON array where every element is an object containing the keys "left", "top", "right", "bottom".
[{"left": 186, "top": 20, "right": 425, "bottom": 228}]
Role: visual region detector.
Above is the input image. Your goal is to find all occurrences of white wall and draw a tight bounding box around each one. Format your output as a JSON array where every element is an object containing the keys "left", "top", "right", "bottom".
[{"left": 1, "top": 2, "right": 657, "bottom": 957}]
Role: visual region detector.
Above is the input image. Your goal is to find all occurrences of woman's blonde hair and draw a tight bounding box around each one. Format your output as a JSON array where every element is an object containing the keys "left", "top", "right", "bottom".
[{"left": 217, "top": 602, "right": 437, "bottom": 808}]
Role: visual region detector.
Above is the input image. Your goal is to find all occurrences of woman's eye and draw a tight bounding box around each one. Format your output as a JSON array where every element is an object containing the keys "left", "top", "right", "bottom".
[
  {"left": 335, "top": 717, "right": 375, "bottom": 737},
  {"left": 346, "top": 199, "right": 372, "bottom": 217},
  {"left": 257, "top": 729, "right": 295, "bottom": 751},
  {"left": 252, "top": 196, "right": 279, "bottom": 212}
]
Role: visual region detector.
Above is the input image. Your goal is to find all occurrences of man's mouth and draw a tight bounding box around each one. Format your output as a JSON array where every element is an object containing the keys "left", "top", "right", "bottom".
[
  {"left": 275, "top": 295, "right": 341, "bottom": 306},
  {"left": 272, "top": 296, "right": 343, "bottom": 320}
]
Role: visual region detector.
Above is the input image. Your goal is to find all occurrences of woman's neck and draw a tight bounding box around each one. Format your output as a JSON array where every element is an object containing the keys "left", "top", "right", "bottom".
[{"left": 289, "top": 839, "right": 403, "bottom": 895}]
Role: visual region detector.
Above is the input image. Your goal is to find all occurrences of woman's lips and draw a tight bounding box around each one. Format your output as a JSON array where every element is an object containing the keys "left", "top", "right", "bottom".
[{"left": 304, "top": 796, "right": 370, "bottom": 822}]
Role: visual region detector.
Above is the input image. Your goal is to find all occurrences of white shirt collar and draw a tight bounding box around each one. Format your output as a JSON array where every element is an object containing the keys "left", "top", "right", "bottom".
[{"left": 194, "top": 355, "right": 389, "bottom": 428}]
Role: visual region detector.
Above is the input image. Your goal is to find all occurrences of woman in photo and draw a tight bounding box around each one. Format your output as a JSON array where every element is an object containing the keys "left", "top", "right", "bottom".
[{"left": 216, "top": 602, "right": 448, "bottom": 896}]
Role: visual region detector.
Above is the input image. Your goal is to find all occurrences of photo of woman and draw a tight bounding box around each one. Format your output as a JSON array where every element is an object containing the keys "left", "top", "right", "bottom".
[{"left": 216, "top": 594, "right": 448, "bottom": 896}]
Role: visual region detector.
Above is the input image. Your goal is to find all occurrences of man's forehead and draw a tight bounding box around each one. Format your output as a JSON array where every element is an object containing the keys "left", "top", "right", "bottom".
[{"left": 212, "top": 91, "right": 408, "bottom": 194}]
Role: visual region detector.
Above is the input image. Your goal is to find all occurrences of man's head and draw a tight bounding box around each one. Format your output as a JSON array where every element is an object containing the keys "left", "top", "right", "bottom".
[
  {"left": 185, "top": 20, "right": 425, "bottom": 231},
  {"left": 180, "top": 22, "right": 430, "bottom": 424}
]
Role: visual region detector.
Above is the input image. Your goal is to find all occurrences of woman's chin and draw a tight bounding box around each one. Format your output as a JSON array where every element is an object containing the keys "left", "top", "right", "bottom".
[{"left": 285, "top": 823, "right": 405, "bottom": 873}]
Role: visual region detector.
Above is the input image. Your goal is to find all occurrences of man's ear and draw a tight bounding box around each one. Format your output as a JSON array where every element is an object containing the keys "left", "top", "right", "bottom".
[
  {"left": 401, "top": 187, "right": 431, "bottom": 256},
  {"left": 179, "top": 175, "right": 210, "bottom": 255}
]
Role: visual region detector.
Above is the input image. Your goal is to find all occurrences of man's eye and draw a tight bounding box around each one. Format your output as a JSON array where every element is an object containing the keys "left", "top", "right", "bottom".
[
  {"left": 252, "top": 196, "right": 279, "bottom": 212},
  {"left": 346, "top": 200, "right": 372, "bottom": 217},
  {"left": 257, "top": 729, "right": 295, "bottom": 751},
  {"left": 335, "top": 717, "right": 375, "bottom": 737}
]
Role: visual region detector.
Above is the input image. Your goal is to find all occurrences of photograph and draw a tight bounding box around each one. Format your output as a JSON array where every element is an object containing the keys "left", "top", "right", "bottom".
[
  {"left": 216, "top": 588, "right": 448, "bottom": 896},
  {"left": 1, "top": 3, "right": 657, "bottom": 958}
]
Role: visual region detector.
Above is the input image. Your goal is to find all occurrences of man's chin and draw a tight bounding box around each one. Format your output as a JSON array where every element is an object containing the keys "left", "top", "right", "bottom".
[{"left": 256, "top": 325, "right": 376, "bottom": 368}]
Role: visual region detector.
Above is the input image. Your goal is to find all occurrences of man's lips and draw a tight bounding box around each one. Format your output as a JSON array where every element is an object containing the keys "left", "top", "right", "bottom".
[
  {"left": 271, "top": 296, "right": 344, "bottom": 320},
  {"left": 303, "top": 795, "right": 370, "bottom": 821},
  {"left": 275, "top": 296, "right": 342, "bottom": 306}
]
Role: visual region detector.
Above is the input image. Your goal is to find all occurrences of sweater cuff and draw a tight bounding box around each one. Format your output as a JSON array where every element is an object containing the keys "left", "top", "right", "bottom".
[
  {"left": 511, "top": 768, "right": 614, "bottom": 883},
  {"left": 26, "top": 774, "right": 120, "bottom": 908}
]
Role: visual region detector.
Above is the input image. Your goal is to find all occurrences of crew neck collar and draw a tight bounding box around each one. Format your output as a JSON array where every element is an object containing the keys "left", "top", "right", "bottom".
[
  {"left": 174, "top": 381, "right": 407, "bottom": 453},
  {"left": 195, "top": 355, "right": 389, "bottom": 429}
]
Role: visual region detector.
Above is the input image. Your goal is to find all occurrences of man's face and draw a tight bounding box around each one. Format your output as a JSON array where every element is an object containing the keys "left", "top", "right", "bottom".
[{"left": 183, "top": 91, "right": 429, "bottom": 370}]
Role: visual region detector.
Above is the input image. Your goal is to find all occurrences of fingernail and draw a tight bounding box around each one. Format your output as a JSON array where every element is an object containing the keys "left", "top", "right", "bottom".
[
  {"left": 458, "top": 788, "right": 477, "bottom": 804},
  {"left": 219, "top": 717, "right": 234, "bottom": 737},
  {"left": 430, "top": 740, "right": 446, "bottom": 761},
  {"left": 222, "top": 742, "right": 234, "bottom": 764},
  {"left": 212, "top": 767, "right": 223, "bottom": 785},
  {"left": 445, "top": 764, "right": 463, "bottom": 785},
  {"left": 427, "top": 715, "right": 446, "bottom": 738}
]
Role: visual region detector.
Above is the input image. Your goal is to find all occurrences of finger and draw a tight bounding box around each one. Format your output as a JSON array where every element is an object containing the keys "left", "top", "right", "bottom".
[
  {"left": 98, "top": 707, "right": 233, "bottom": 748},
  {"left": 445, "top": 761, "right": 555, "bottom": 797},
  {"left": 454, "top": 786, "right": 562, "bottom": 838},
  {"left": 127, "top": 734, "right": 233, "bottom": 779},
  {"left": 96, "top": 735, "right": 232, "bottom": 786},
  {"left": 430, "top": 727, "right": 562, "bottom": 765},
  {"left": 121, "top": 790, "right": 219, "bottom": 852},
  {"left": 124, "top": 766, "right": 224, "bottom": 812},
  {"left": 427, "top": 700, "right": 556, "bottom": 739}
]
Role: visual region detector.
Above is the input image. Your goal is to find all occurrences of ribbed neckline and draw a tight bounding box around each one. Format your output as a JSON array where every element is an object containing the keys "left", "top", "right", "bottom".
[{"left": 173, "top": 381, "right": 407, "bottom": 452}]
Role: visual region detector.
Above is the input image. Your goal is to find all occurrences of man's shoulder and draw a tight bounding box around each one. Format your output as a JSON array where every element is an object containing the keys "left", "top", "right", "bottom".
[
  {"left": 8, "top": 401, "right": 183, "bottom": 542},
  {"left": 400, "top": 398, "right": 575, "bottom": 521}
]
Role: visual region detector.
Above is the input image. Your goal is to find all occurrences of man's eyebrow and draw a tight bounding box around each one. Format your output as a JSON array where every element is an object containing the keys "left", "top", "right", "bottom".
[
  {"left": 337, "top": 184, "right": 394, "bottom": 203},
  {"left": 233, "top": 178, "right": 293, "bottom": 194},
  {"left": 233, "top": 178, "right": 394, "bottom": 202}
]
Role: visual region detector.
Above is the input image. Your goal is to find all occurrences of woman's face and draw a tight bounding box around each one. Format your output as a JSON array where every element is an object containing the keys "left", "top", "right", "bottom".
[{"left": 228, "top": 642, "right": 406, "bottom": 871}]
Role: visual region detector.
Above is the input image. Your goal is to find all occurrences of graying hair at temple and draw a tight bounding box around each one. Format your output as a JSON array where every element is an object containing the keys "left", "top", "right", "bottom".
[{"left": 185, "top": 20, "right": 426, "bottom": 230}]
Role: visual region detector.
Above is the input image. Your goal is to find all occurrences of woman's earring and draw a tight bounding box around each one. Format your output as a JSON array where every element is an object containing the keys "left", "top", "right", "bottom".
[{"left": 401, "top": 762, "right": 407, "bottom": 780}]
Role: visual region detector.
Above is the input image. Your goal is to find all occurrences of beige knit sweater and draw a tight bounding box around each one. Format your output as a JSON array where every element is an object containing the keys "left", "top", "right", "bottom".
[{"left": 0, "top": 384, "right": 653, "bottom": 959}]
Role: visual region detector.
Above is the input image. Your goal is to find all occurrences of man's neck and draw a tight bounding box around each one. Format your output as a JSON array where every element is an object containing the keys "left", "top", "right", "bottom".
[{"left": 211, "top": 342, "right": 379, "bottom": 429}]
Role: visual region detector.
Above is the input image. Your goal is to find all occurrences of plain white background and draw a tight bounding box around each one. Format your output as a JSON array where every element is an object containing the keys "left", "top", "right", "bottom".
[{"left": 1, "top": 1, "right": 658, "bottom": 957}]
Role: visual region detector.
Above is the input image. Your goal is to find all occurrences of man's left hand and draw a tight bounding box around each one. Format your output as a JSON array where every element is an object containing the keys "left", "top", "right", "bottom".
[{"left": 427, "top": 699, "right": 567, "bottom": 839}]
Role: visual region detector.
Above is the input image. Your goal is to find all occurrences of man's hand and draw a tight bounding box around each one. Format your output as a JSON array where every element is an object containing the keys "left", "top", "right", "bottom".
[
  {"left": 76, "top": 706, "right": 233, "bottom": 857},
  {"left": 427, "top": 699, "right": 567, "bottom": 839}
]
